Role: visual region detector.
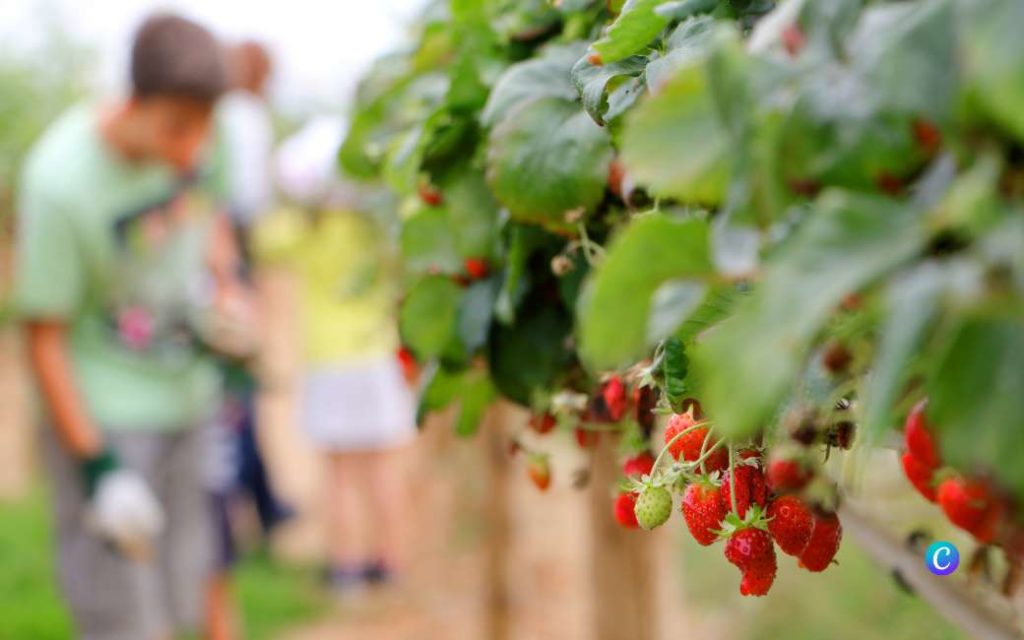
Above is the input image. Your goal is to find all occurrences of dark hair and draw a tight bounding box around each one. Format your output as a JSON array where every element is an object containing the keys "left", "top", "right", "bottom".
[{"left": 130, "top": 14, "right": 227, "bottom": 102}]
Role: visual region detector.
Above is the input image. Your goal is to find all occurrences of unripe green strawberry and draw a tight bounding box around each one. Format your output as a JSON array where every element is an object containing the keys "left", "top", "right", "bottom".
[{"left": 634, "top": 485, "right": 673, "bottom": 530}]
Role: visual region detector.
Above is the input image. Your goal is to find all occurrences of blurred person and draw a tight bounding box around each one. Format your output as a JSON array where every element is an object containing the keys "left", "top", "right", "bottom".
[
  {"left": 13, "top": 13, "right": 255, "bottom": 640},
  {"left": 255, "top": 117, "right": 417, "bottom": 598},
  {"left": 203, "top": 39, "right": 291, "bottom": 640}
]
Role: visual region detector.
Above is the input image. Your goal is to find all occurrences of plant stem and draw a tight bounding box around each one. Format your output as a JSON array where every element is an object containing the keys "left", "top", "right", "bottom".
[{"left": 651, "top": 421, "right": 707, "bottom": 477}]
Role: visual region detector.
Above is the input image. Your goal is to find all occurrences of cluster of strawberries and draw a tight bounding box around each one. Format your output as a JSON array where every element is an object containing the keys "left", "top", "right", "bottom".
[
  {"left": 612, "top": 408, "right": 843, "bottom": 597},
  {"left": 901, "top": 400, "right": 1014, "bottom": 548}
]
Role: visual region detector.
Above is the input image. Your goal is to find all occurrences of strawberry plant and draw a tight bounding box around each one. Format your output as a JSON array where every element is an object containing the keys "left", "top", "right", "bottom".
[{"left": 340, "top": 0, "right": 1024, "bottom": 609}]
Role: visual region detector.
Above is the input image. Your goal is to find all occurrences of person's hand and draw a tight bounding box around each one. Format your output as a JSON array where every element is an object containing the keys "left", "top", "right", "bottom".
[
  {"left": 85, "top": 467, "right": 165, "bottom": 560},
  {"left": 196, "top": 288, "right": 261, "bottom": 360}
]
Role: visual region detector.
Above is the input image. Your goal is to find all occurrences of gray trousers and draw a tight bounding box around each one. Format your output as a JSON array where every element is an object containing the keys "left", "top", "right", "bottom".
[{"left": 41, "top": 426, "right": 213, "bottom": 640}]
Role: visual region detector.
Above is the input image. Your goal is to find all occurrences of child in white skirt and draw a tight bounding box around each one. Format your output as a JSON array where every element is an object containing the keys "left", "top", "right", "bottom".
[{"left": 258, "top": 120, "right": 417, "bottom": 593}]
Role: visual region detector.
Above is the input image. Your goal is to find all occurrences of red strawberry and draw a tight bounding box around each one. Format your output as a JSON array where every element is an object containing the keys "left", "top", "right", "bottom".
[
  {"left": 900, "top": 452, "right": 937, "bottom": 502},
  {"left": 904, "top": 400, "right": 940, "bottom": 470},
  {"left": 798, "top": 512, "right": 842, "bottom": 572},
  {"left": 780, "top": 23, "right": 805, "bottom": 57},
  {"left": 766, "top": 456, "right": 812, "bottom": 494},
  {"left": 740, "top": 571, "right": 775, "bottom": 597},
  {"left": 602, "top": 376, "right": 628, "bottom": 422},
  {"left": 721, "top": 463, "right": 768, "bottom": 518},
  {"left": 528, "top": 412, "right": 557, "bottom": 435},
  {"left": 575, "top": 427, "right": 599, "bottom": 450},
  {"left": 608, "top": 158, "right": 626, "bottom": 199},
  {"left": 682, "top": 481, "right": 727, "bottom": 546},
  {"left": 622, "top": 452, "right": 655, "bottom": 478},
  {"left": 663, "top": 411, "right": 728, "bottom": 472},
  {"left": 725, "top": 528, "right": 777, "bottom": 597},
  {"left": 396, "top": 346, "right": 418, "bottom": 384},
  {"left": 821, "top": 340, "right": 852, "bottom": 373},
  {"left": 464, "top": 257, "right": 489, "bottom": 280},
  {"left": 912, "top": 118, "right": 942, "bottom": 155},
  {"left": 613, "top": 491, "right": 639, "bottom": 529},
  {"left": 632, "top": 385, "right": 658, "bottom": 432},
  {"left": 526, "top": 455, "right": 551, "bottom": 492},
  {"left": 767, "top": 496, "right": 813, "bottom": 556},
  {"left": 417, "top": 182, "right": 443, "bottom": 206},
  {"left": 937, "top": 476, "right": 1003, "bottom": 544},
  {"left": 587, "top": 51, "right": 603, "bottom": 66}
]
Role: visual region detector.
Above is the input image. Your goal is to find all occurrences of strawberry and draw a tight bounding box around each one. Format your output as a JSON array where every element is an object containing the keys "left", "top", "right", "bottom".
[
  {"left": 900, "top": 452, "right": 937, "bottom": 502},
  {"left": 904, "top": 400, "right": 940, "bottom": 470},
  {"left": 663, "top": 411, "right": 728, "bottom": 472},
  {"left": 821, "top": 340, "right": 852, "bottom": 373},
  {"left": 587, "top": 51, "right": 603, "bottom": 66},
  {"left": 767, "top": 495, "right": 813, "bottom": 556},
  {"left": 417, "top": 181, "right": 443, "bottom": 206},
  {"left": 766, "top": 455, "right": 812, "bottom": 494},
  {"left": 740, "top": 571, "right": 775, "bottom": 597},
  {"left": 601, "top": 376, "right": 628, "bottom": 422},
  {"left": 608, "top": 158, "right": 626, "bottom": 199},
  {"left": 396, "top": 346, "right": 418, "bottom": 384},
  {"left": 725, "top": 528, "right": 777, "bottom": 597},
  {"left": 528, "top": 412, "right": 557, "bottom": 435},
  {"left": 526, "top": 455, "right": 551, "bottom": 492},
  {"left": 613, "top": 491, "right": 639, "bottom": 529},
  {"left": 682, "top": 481, "right": 727, "bottom": 546},
  {"left": 575, "top": 427, "right": 599, "bottom": 450},
  {"left": 937, "top": 476, "right": 1004, "bottom": 544},
  {"left": 622, "top": 452, "right": 655, "bottom": 478},
  {"left": 634, "top": 485, "right": 673, "bottom": 530},
  {"left": 632, "top": 385, "right": 658, "bottom": 432},
  {"left": 780, "top": 23, "right": 805, "bottom": 57},
  {"left": 721, "top": 463, "right": 767, "bottom": 518},
  {"left": 912, "top": 118, "right": 942, "bottom": 155},
  {"left": 464, "top": 257, "right": 489, "bottom": 280},
  {"left": 798, "top": 511, "right": 842, "bottom": 572}
]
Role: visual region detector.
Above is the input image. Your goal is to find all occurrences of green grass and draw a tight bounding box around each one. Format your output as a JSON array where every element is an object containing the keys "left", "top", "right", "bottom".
[
  {"left": 677, "top": 529, "right": 968, "bottom": 640},
  {"left": 0, "top": 488, "right": 327, "bottom": 640}
]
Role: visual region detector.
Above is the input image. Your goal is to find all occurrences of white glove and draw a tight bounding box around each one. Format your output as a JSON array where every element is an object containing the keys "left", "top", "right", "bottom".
[{"left": 85, "top": 469, "right": 165, "bottom": 560}]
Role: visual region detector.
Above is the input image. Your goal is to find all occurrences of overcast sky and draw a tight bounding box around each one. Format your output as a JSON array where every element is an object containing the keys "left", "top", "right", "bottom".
[{"left": 0, "top": 0, "right": 426, "bottom": 116}]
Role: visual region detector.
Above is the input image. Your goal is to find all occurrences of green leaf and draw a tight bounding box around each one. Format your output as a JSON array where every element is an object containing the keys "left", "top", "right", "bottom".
[
  {"left": 454, "top": 369, "right": 497, "bottom": 437},
  {"left": 961, "top": 0, "right": 1024, "bottom": 143},
  {"left": 458, "top": 278, "right": 500, "bottom": 354},
  {"left": 591, "top": 0, "right": 672, "bottom": 65},
  {"left": 653, "top": 336, "right": 689, "bottom": 410},
  {"left": 571, "top": 54, "right": 649, "bottom": 126},
  {"left": 692, "top": 191, "right": 928, "bottom": 438},
  {"left": 644, "top": 15, "right": 716, "bottom": 92},
  {"left": 400, "top": 208, "right": 462, "bottom": 275},
  {"left": 399, "top": 276, "right": 464, "bottom": 359},
  {"left": 436, "top": 166, "right": 501, "bottom": 259},
  {"left": 417, "top": 365, "right": 464, "bottom": 426},
  {"left": 859, "top": 263, "right": 945, "bottom": 446},
  {"left": 487, "top": 97, "right": 613, "bottom": 229},
  {"left": 480, "top": 43, "right": 585, "bottom": 128},
  {"left": 488, "top": 302, "right": 575, "bottom": 406},
  {"left": 621, "top": 59, "right": 732, "bottom": 205},
  {"left": 928, "top": 313, "right": 1024, "bottom": 495},
  {"left": 578, "top": 214, "right": 714, "bottom": 370}
]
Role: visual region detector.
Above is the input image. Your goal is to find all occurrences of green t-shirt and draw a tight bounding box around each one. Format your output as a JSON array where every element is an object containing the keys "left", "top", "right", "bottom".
[{"left": 14, "top": 106, "right": 223, "bottom": 431}]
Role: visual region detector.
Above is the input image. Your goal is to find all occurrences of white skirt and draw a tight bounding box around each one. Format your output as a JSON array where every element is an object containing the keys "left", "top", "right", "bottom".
[{"left": 301, "top": 358, "right": 417, "bottom": 451}]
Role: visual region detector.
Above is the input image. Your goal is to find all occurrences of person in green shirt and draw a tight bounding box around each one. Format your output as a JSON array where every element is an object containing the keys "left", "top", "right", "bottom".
[{"left": 14, "top": 14, "right": 253, "bottom": 640}]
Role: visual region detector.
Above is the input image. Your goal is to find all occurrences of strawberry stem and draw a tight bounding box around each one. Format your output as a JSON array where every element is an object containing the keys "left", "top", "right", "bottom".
[{"left": 651, "top": 420, "right": 708, "bottom": 476}]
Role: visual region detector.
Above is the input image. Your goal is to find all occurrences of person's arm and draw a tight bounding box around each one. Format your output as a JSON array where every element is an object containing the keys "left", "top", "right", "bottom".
[{"left": 24, "top": 321, "right": 103, "bottom": 458}]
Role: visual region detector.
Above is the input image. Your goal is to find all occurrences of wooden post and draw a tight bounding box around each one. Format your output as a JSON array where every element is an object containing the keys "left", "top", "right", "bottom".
[
  {"left": 484, "top": 402, "right": 512, "bottom": 640},
  {"left": 589, "top": 437, "right": 657, "bottom": 640}
]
